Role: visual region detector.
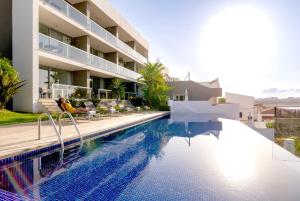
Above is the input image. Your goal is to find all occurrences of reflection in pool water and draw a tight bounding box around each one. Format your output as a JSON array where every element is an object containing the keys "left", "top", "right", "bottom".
[{"left": 1, "top": 113, "right": 300, "bottom": 201}]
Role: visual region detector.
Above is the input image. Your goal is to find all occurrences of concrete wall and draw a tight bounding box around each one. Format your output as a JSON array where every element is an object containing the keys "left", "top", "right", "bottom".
[
  {"left": 91, "top": 0, "right": 149, "bottom": 50},
  {"left": 73, "top": 1, "right": 90, "bottom": 18},
  {"left": 169, "top": 100, "right": 239, "bottom": 120},
  {"left": 106, "top": 26, "right": 119, "bottom": 37},
  {"left": 104, "top": 52, "right": 118, "bottom": 64},
  {"left": 167, "top": 81, "right": 222, "bottom": 101},
  {"left": 124, "top": 62, "right": 137, "bottom": 72},
  {"left": 73, "top": 35, "right": 90, "bottom": 52},
  {"left": 13, "top": 0, "right": 39, "bottom": 112},
  {"left": 73, "top": 70, "right": 90, "bottom": 88},
  {"left": 225, "top": 92, "right": 254, "bottom": 121},
  {"left": 125, "top": 41, "right": 136, "bottom": 50},
  {"left": 0, "top": 0, "right": 12, "bottom": 58}
]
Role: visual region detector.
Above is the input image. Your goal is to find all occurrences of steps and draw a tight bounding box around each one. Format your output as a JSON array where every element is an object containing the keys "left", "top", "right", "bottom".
[{"left": 39, "top": 99, "right": 61, "bottom": 113}]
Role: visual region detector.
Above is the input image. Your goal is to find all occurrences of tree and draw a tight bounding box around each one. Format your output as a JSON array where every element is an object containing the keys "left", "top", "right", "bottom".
[
  {"left": 139, "top": 62, "right": 170, "bottom": 109},
  {"left": 110, "top": 78, "right": 126, "bottom": 101},
  {"left": 50, "top": 72, "right": 60, "bottom": 84},
  {"left": 0, "top": 57, "right": 26, "bottom": 109}
]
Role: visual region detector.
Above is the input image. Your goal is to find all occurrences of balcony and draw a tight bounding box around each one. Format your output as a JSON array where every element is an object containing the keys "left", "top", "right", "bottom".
[
  {"left": 51, "top": 84, "right": 92, "bottom": 99},
  {"left": 39, "top": 33, "right": 142, "bottom": 81},
  {"left": 41, "top": 0, "right": 148, "bottom": 64}
]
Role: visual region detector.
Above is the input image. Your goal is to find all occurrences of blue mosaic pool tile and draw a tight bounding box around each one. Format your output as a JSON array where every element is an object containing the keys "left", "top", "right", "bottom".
[
  {"left": 0, "top": 189, "right": 32, "bottom": 201},
  {"left": 0, "top": 114, "right": 167, "bottom": 168}
]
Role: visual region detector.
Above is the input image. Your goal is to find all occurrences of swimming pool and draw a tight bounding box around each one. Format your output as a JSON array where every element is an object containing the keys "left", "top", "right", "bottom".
[{"left": 1, "top": 113, "right": 300, "bottom": 201}]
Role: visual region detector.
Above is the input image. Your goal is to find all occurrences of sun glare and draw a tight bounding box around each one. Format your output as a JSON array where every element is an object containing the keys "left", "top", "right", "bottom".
[{"left": 199, "top": 6, "right": 278, "bottom": 81}]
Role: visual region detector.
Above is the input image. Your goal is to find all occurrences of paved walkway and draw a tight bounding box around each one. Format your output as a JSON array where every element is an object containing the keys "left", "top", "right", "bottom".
[{"left": 0, "top": 112, "right": 167, "bottom": 159}]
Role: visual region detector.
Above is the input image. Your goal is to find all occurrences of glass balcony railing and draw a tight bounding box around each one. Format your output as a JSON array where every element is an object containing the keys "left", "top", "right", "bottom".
[
  {"left": 52, "top": 83, "right": 92, "bottom": 99},
  {"left": 42, "top": 0, "right": 89, "bottom": 28},
  {"left": 41, "top": 0, "right": 148, "bottom": 64},
  {"left": 39, "top": 33, "right": 142, "bottom": 81}
]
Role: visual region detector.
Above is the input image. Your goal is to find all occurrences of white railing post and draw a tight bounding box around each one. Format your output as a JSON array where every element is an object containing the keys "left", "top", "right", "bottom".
[
  {"left": 52, "top": 85, "right": 55, "bottom": 99},
  {"left": 66, "top": 3, "right": 69, "bottom": 16}
]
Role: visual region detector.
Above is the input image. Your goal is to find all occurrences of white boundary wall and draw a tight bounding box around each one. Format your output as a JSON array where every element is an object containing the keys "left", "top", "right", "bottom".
[
  {"left": 169, "top": 101, "right": 240, "bottom": 120},
  {"left": 225, "top": 92, "right": 254, "bottom": 121}
]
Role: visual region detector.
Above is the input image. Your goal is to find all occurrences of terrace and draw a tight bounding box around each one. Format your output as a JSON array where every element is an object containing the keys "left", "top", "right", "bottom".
[{"left": 0, "top": 111, "right": 167, "bottom": 159}]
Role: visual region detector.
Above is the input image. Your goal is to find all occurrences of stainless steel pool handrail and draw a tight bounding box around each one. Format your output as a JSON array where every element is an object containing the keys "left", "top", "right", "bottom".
[
  {"left": 38, "top": 113, "right": 65, "bottom": 153},
  {"left": 58, "top": 112, "right": 83, "bottom": 149},
  {"left": 38, "top": 151, "right": 64, "bottom": 178}
]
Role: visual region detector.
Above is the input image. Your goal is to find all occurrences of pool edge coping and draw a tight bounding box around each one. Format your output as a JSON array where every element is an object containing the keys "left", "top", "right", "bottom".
[{"left": 0, "top": 112, "right": 169, "bottom": 166}]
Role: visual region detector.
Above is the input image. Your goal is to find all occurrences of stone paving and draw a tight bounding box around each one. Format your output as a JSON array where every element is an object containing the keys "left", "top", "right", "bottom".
[{"left": 0, "top": 112, "right": 167, "bottom": 158}]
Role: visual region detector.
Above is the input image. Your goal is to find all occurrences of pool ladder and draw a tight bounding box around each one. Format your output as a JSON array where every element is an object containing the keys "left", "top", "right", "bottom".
[{"left": 38, "top": 112, "right": 83, "bottom": 153}]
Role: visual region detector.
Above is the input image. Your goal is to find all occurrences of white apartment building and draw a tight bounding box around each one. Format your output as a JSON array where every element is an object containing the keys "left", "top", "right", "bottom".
[
  {"left": 0, "top": 0, "right": 149, "bottom": 112},
  {"left": 225, "top": 92, "right": 255, "bottom": 121}
]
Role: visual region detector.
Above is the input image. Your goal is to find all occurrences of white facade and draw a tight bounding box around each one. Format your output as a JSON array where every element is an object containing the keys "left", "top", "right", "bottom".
[
  {"left": 225, "top": 92, "right": 255, "bottom": 121},
  {"left": 168, "top": 100, "right": 240, "bottom": 120},
  {"left": 7, "top": 0, "right": 149, "bottom": 112}
]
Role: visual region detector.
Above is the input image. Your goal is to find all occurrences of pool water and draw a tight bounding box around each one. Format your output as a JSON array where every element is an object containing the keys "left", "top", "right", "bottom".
[{"left": 1, "top": 114, "right": 300, "bottom": 201}]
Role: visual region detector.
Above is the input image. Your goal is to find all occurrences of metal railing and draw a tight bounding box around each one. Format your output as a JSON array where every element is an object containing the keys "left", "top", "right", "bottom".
[
  {"left": 59, "top": 112, "right": 83, "bottom": 150},
  {"left": 39, "top": 33, "right": 142, "bottom": 81},
  {"left": 90, "top": 21, "right": 118, "bottom": 47},
  {"left": 51, "top": 83, "right": 92, "bottom": 99},
  {"left": 41, "top": 0, "right": 147, "bottom": 64},
  {"left": 37, "top": 112, "right": 83, "bottom": 177},
  {"left": 42, "top": 0, "right": 89, "bottom": 28},
  {"left": 117, "top": 39, "right": 147, "bottom": 64},
  {"left": 38, "top": 113, "right": 65, "bottom": 153},
  {"left": 39, "top": 33, "right": 89, "bottom": 64},
  {"left": 98, "top": 89, "right": 112, "bottom": 99}
]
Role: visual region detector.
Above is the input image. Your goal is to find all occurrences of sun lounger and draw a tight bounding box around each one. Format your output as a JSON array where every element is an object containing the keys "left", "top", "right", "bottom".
[
  {"left": 83, "top": 101, "right": 101, "bottom": 120},
  {"left": 55, "top": 100, "right": 95, "bottom": 120}
]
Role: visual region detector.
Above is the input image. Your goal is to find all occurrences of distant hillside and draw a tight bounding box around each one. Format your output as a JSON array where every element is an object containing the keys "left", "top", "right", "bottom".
[{"left": 255, "top": 97, "right": 300, "bottom": 106}]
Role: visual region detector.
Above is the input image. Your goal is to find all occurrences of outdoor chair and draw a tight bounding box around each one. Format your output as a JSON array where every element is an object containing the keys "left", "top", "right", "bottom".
[
  {"left": 83, "top": 101, "right": 101, "bottom": 120},
  {"left": 97, "top": 104, "right": 119, "bottom": 116},
  {"left": 55, "top": 100, "right": 95, "bottom": 121},
  {"left": 118, "top": 104, "right": 133, "bottom": 113}
]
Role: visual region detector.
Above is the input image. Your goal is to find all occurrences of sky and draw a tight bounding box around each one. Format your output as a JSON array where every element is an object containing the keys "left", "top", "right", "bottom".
[{"left": 109, "top": 0, "right": 300, "bottom": 98}]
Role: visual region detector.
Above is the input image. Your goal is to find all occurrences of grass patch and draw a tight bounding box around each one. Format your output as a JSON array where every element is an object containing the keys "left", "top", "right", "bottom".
[{"left": 0, "top": 109, "right": 58, "bottom": 126}]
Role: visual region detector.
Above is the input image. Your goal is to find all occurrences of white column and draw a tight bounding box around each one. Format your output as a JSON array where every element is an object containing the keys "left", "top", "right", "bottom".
[{"left": 12, "top": 0, "right": 39, "bottom": 112}]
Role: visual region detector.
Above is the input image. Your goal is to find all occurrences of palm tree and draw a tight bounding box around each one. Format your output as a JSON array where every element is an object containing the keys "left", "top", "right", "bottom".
[
  {"left": 139, "top": 62, "right": 169, "bottom": 109},
  {"left": 50, "top": 72, "right": 60, "bottom": 84},
  {"left": 0, "top": 57, "right": 26, "bottom": 109},
  {"left": 110, "top": 78, "right": 126, "bottom": 101}
]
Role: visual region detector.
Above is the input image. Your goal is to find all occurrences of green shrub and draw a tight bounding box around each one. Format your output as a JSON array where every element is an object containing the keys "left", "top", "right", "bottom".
[
  {"left": 0, "top": 57, "right": 26, "bottom": 109},
  {"left": 218, "top": 97, "right": 226, "bottom": 104},
  {"left": 110, "top": 78, "right": 126, "bottom": 100},
  {"left": 114, "top": 105, "right": 126, "bottom": 112},
  {"left": 266, "top": 121, "right": 274, "bottom": 128},
  {"left": 90, "top": 95, "right": 101, "bottom": 107},
  {"left": 97, "top": 106, "right": 108, "bottom": 114},
  {"left": 67, "top": 94, "right": 84, "bottom": 108},
  {"left": 158, "top": 105, "right": 170, "bottom": 111},
  {"left": 129, "top": 96, "right": 146, "bottom": 107}
]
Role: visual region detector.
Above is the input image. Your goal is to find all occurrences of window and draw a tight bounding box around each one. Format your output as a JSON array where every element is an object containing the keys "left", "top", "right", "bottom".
[
  {"left": 90, "top": 48, "right": 104, "bottom": 58},
  {"left": 39, "top": 66, "right": 72, "bottom": 89},
  {"left": 174, "top": 95, "right": 185, "bottom": 101},
  {"left": 39, "top": 66, "right": 49, "bottom": 89},
  {"left": 39, "top": 23, "right": 71, "bottom": 44},
  {"left": 39, "top": 24, "right": 49, "bottom": 35}
]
